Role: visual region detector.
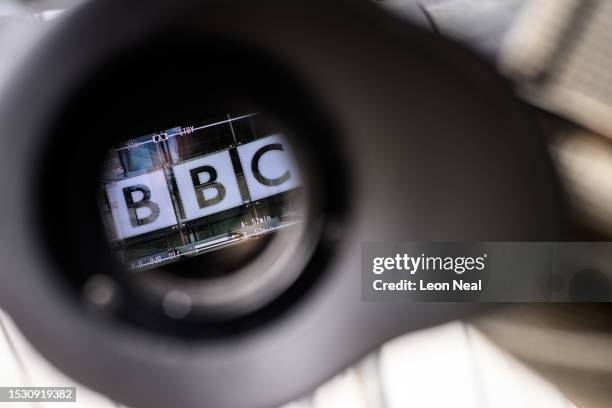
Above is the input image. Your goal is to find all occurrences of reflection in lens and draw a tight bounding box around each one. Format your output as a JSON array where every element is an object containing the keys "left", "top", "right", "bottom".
[{"left": 97, "top": 112, "right": 309, "bottom": 319}]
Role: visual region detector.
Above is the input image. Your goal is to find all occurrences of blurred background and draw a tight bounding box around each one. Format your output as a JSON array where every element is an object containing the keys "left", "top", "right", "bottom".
[{"left": 1, "top": 0, "right": 612, "bottom": 407}]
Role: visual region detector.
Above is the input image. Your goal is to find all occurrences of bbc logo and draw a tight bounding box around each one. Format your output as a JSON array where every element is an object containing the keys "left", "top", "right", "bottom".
[{"left": 104, "top": 135, "right": 300, "bottom": 239}]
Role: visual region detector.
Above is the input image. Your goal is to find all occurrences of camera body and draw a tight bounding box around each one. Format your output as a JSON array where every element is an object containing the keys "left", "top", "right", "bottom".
[{"left": 0, "top": 1, "right": 560, "bottom": 407}]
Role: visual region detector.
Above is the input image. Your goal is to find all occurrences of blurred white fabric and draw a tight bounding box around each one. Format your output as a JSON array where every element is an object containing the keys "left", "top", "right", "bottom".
[
  {"left": 282, "top": 322, "right": 576, "bottom": 408},
  {"left": 1, "top": 308, "right": 575, "bottom": 408},
  {"left": 0, "top": 309, "right": 120, "bottom": 408}
]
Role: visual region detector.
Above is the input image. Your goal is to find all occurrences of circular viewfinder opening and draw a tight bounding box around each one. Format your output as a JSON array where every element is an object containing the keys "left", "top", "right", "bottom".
[{"left": 96, "top": 111, "right": 314, "bottom": 321}]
